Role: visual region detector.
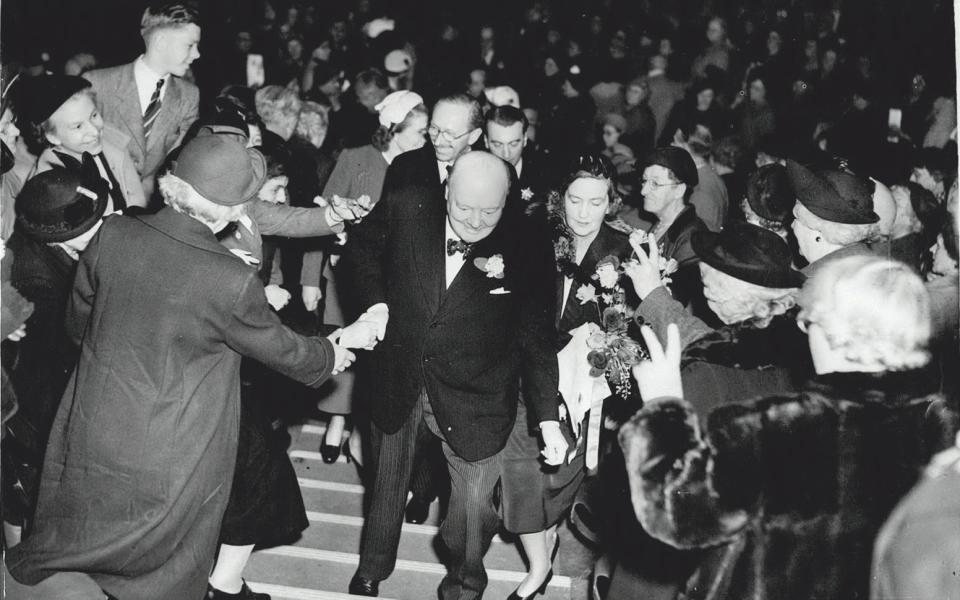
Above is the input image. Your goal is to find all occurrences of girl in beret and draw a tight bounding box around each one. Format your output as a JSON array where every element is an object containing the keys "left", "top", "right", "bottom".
[{"left": 23, "top": 74, "right": 146, "bottom": 212}]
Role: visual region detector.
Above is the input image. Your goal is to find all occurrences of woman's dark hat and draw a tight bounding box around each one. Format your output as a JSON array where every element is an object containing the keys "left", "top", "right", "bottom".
[
  {"left": 692, "top": 221, "right": 805, "bottom": 288},
  {"left": 15, "top": 166, "right": 109, "bottom": 243},
  {"left": 643, "top": 147, "right": 699, "bottom": 188},
  {"left": 19, "top": 74, "right": 92, "bottom": 125},
  {"left": 746, "top": 164, "right": 794, "bottom": 222},
  {"left": 786, "top": 159, "right": 878, "bottom": 224},
  {"left": 171, "top": 131, "right": 266, "bottom": 206}
]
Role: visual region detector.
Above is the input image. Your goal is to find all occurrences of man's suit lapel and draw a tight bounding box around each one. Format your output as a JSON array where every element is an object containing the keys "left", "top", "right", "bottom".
[
  {"left": 116, "top": 64, "right": 147, "bottom": 156},
  {"left": 411, "top": 156, "right": 446, "bottom": 315}
]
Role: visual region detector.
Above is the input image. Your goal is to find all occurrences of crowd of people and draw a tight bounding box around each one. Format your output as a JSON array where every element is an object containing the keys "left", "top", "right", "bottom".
[{"left": 0, "top": 1, "right": 958, "bottom": 600}]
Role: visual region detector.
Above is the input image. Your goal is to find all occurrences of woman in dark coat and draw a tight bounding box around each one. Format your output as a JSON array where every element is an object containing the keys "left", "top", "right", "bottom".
[
  {"left": 500, "top": 154, "right": 633, "bottom": 600},
  {"left": 597, "top": 222, "right": 809, "bottom": 600},
  {"left": 620, "top": 255, "right": 956, "bottom": 600},
  {"left": 6, "top": 134, "right": 346, "bottom": 600}
]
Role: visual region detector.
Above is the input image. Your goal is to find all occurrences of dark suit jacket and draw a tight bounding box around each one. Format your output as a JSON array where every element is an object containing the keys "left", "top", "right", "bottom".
[
  {"left": 85, "top": 62, "right": 199, "bottom": 198},
  {"left": 346, "top": 145, "right": 559, "bottom": 461}
]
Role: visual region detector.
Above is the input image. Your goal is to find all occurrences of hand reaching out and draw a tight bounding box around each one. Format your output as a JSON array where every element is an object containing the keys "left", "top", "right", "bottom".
[
  {"left": 337, "top": 319, "right": 380, "bottom": 350},
  {"left": 327, "top": 330, "right": 357, "bottom": 375},
  {"left": 624, "top": 231, "right": 663, "bottom": 300},
  {"left": 632, "top": 323, "right": 684, "bottom": 402},
  {"left": 264, "top": 284, "right": 291, "bottom": 311},
  {"left": 317, "top": 194, "right": 374, "bottom": 224}
]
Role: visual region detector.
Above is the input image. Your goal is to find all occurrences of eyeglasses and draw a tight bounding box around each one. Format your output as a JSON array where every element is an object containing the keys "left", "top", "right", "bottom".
[
  {"left": 640, "top": 179, "right": 680, "bottom": 189},
  {"left": 428, "top": 125, "right": 472, "bottom": 142}
]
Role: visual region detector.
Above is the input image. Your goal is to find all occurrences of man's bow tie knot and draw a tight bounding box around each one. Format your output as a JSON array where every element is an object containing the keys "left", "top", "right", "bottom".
[{"left": 446, "top": 238, "right": 474, "bottom": 256}]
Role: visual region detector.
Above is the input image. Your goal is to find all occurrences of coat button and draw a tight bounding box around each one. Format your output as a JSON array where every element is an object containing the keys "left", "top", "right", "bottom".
[{"left": 446, "top": 426, "right": 452, "bottom": 432}]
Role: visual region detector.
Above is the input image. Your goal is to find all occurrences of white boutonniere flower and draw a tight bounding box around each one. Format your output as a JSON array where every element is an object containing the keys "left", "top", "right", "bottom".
[
  {"left": 473, "top": 254, "right": 505, "bottom": 279},
  {"left": 576, "top": 283, "right": 598, "bottom": 304},
  {"left": 521, "top": 187, "right": 534, "bottom": 201},
  {"left": 595, "top": 262, "right": 620, "bottom": 289}
]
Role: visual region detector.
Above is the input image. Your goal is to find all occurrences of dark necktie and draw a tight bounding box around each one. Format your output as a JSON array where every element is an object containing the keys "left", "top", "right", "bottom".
[
  {"left": 143, "top": 78, "right": 165, "bottom": 140},
  {"left": 446, "top": 238, "right": 474, "bottom": 257}
]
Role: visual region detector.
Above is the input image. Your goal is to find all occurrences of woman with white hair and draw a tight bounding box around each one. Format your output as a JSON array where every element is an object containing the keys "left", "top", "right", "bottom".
[
  {"left": 301, "top": 89, "right": 428, "bottom": 465},
  {"left": 786, "top": 159, "right": 879, "bottom": 277},
  {"left": 618, "top": 254, "right": 955, "bottom": 600}
]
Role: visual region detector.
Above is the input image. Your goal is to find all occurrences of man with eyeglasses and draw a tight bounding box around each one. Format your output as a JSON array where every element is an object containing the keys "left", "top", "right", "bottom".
[{"left": 344, "top": 147, "right": 563, "bottom": 599}]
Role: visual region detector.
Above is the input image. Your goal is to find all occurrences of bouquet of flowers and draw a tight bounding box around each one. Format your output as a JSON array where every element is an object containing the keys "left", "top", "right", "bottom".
[{"left": 575, "top": 256, "right": 647, "bottom": 398}]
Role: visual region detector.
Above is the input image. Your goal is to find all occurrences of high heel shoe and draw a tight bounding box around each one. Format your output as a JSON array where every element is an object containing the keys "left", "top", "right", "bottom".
[
  {"left": 506, "top": 569, "right": 552, "bottom": 600},
  {"left": 319, "top": 440, "right": 341, "bottom": 463},
  {"left": 507, "top": 535, "right": 559, "bottom": 600}
]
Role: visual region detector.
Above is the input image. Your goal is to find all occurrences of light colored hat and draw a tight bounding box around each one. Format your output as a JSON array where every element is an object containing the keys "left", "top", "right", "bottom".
[
  {"left": 374, "top": 90, "right": 424, "bottom": 128},
  {"left": 363, "top": 18, "right": 395, "bottom": 39},
  {"left": 483, "top": 86, "right": 520, "bottom": 108},
  {"left": 384, "top": 49, "right": 412, "bottom": 75}
]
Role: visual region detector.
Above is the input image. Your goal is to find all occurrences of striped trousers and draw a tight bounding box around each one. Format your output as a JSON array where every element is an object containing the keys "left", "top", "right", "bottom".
[{"left": 356, "top": 390, "right": 503, "bottom": 600}]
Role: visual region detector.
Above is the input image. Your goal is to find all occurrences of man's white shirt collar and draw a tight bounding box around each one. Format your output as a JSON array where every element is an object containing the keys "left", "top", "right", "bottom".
[{"left": 134, "top": 56, "right": 169, "bottom": 115}]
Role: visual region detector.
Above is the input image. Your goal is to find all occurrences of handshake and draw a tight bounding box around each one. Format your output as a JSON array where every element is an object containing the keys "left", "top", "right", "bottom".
[{"left": 326, "top": 305, "right": 389, "bottom": 375}]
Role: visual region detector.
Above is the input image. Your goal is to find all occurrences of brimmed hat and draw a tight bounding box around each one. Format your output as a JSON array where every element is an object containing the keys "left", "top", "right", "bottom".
[
  {"left": 644, "top": 146, "right": 698, "bottom": 188},
  {"left": 19, "top": 74, "right": 91, "bottom": 125},
  {"left": 15, "top": 166, "right": 109, "bottom": 243},
  {"left": 786, "top": 159, "right": 878, "bottom": 224},
  {"left": 746, "top": 164, "right": 794, "bottom": 222},
  {"left": 692, "top": 222, "right": 805, "bottom": 288},
  {"left": 172, "top": 132, "right": 266, "bottom": 206}
]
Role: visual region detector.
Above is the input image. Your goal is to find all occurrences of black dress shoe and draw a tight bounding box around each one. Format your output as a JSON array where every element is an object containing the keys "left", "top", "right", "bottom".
[
  {"left": 348, "top": 574, "right": 379, "bottom": 597},
  {"left": 205, "top": 580, "right": 271, "bottom": 599},
  {"left": 319, "top": 442, "right": 341, "bottom": 463},
  {"left": 404, "top": 496, "right": 431, "bottom": 524}
]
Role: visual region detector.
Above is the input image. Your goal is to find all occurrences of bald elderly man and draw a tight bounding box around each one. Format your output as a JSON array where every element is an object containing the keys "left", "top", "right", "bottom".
[{"left": 346, "top": 150, "right": 565, "bottom": 599}]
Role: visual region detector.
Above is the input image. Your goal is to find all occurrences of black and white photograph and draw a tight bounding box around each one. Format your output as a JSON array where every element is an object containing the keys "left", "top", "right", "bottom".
[{"left": 0, "top": 0, "right": 957, "bottom": 598}]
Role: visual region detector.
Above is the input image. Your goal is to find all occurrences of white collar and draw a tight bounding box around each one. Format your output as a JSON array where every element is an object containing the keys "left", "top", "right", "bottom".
[
  {"left": 515, "top": 157, "right": 524, "bottom": 178},
  {"left": 647, "top": 68, "right": 665, "bottom": 78},
  {"left": 134, "top": 55, "right": 169, "bottom": 112}
]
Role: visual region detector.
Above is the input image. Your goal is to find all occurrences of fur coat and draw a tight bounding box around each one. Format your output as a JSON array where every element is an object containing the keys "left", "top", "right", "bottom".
[{"left": 619, "top": 371, "right": 956, "bottom": 600}]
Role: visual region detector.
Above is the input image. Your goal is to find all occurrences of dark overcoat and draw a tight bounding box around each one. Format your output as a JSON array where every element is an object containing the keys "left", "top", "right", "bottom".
[{"left": 7, "top": 208, "right": 335, "bottom": 599}]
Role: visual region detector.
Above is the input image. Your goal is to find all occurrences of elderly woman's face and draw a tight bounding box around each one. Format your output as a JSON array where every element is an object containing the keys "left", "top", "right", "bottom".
[
  {"left": 0, "top": 108, "right": 20, "bottom": 148},
  {"left": 564, "top": 176, "right": 610, "bottom": 241},
  {"left": 791, "top": 204, "right": 821, "bottom": 260},
  {"left": 46, "top": 93, "right": 104, "bottom": 155},
  {"left": 700, "top": 263, "right": 756, "bottom": 324}
]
